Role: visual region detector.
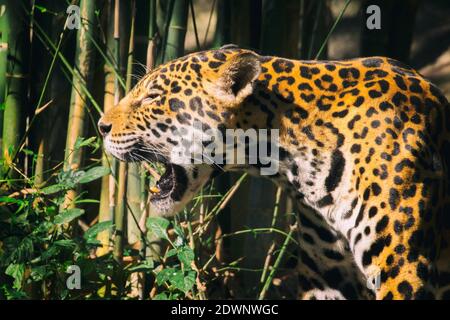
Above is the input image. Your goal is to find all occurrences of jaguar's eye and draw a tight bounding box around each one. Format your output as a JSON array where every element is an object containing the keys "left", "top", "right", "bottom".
[
  {"left": 147, "top": 93, "right": 160, "bottom": 99},
  {"left": 141, "top": 92, "right": 160, "bottom": 104}
]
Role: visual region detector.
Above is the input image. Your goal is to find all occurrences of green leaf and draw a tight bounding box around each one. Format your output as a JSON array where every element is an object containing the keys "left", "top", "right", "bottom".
[
  {"left": 86, "top": 238, "right": 102, "bottom": 247},
  {"left": 166, "top": 248, "right": 177, "bottom": 258},
  {"left": 7, "top": 237, "right": 34, "bottom": 264},
  {"left": 34, "top": 4, "right": 48, "bottom": 13},
  {"left": 173, "top": 236, "right": 184, "bottom": 248},
  {"left": 172, "top": 270, "right": 196, "bottom": 294},
  {"left": 155, "top": 268, "right": 196, "bottom": 294},
  {"left": 0, "top": 196, "right": 23, "bottom": 204},
  {"left": 84, "top": 221, "right": 114, "bottom": 239},
  {"left": 177, "top": 247, "right": 194, "bottom": 268},
  {"left": 30, "top": 266, "right": 47, "bottom": 281},
  {"left": 54, "top": 208, "right": 85, "bottom": 224},
  {"left": 53, "top": 239, "right": 76, "bottom": 248},
  {"left": 1, "top": 285, "right": 28, "bottom": 300},
  {"left": 74, "top": 136, "right": 97, "bottom": 150},
  {"left": 74, "top": 199, "right": 100, "bottom": 204},
  {"left": 57, "top": 170, "right": 84, "bottom": 189},
  {"left": 32, "top": 221, "right": 53, "bottom": 235},
  {"left": 41, "top": 184, "right": 66, "bottom": 195},
  {"left": 146, "top": 217, "right": 170, "bottom": 240},
  {"left": 155, "top": 267, "right": 177, "bottom": 285},
  {"left": 38, "top": 240, "right": 76, "bottom": 261},
  {"left": 78, "top": 166, "right": 110, "bottom": 184},
  {"left": 21, "top": 148, "right": 35, "bottom": 156},
  {"left": 173, "top": 225, "right": 185, "bottom": 238},
  {"left": 5, "top": 264, "right": 25, "bottom": 290},
  {"left": 128, "top": 259, "right": 154, "bottom": 273},
  {"left": 40, "top": 245, "right": 61, "bottom": 260},
  {"left": 153, "top": 292, "right": 169, "bottom": 300},
  {"left": 0, "top": 102, "right": 5, "bottom": 111}
]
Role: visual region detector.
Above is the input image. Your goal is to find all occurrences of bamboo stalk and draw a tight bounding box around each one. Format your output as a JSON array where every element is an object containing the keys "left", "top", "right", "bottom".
[
  {"left": 1, "top": 0, "right": 30, "bottom": 180},
  {"left": 212, "top": 0, "right": 231, "bottom": 47},
  {"left": 114, "top": 162, "right": 127, "bottom": 262},
  {"left": 62, "top": 0, "right": 97, "bottom": 208},
  {"left": 146, "top": 0, "right": 157, "bottom": 71},
  {"left": 188, "top": 0, "right": 201, "bottom": 51},
  {"left": 126, "top": 0, "right": 142, "bottom": 248},
  {"left": 140, "top": 0, "right": 190, "bottom": 299},
  {"left": 30, "top": 0, "right": 51, "bottom": 186},
  {"left": 113, "top": 0, "right": 127, "bottom": 264},
  {"left": 260, "top": 0, "right": 301, "bottom": 58},
  {"left": 97, "top": 0, "right": 118, "bottom": 257},
  {"left": 163, "top": 0, "right": 189, "bottom": 62},
  {"left": 123, "top": 0, "right": 145, "bottom": 298},
  {"left": 0, "top": 0, "right": 7, "bottom": 135},
  {"left": 30, "top": 1, "right": 69, "bottom": 187},
  {"left": 107, "top": 0, "right": 122, "bottom": 259}
]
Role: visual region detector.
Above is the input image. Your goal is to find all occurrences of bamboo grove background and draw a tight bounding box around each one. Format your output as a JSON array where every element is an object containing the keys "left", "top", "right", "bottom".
[{"left": 0, "top": 0, "right": 449, "bottom": 300}]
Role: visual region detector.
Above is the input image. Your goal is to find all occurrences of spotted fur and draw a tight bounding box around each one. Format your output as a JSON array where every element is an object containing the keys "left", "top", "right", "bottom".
[{"left": 99, "top": 46, "right": 450, "bottom": 300}]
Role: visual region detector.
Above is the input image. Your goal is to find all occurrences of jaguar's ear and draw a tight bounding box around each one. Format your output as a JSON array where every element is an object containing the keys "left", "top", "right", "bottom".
[{"left": 205, "top": 52, "right": 261, "bottom": 106}]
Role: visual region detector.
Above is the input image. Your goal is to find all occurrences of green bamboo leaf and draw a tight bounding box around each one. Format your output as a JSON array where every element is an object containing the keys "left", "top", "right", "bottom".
[
  {"left": 166, "top": 248, "right": 177, "bottom": 258},
  {"left": 74, "top": 199, "right": 100, "bottom": 204},
  {"left": 21, "top": 148, "right": 34, "bottom": 156},
  {"left": 53, "top": 239, "right": 76, "bottom": 248},
  {"left": 54, "top": 208, "right": 85, "bottom": 225},
  {"left": 128, "top": 259, "right": 154, "bottom": 272},
  {"left": 74, "top": 136, "right": 97, "bottom": 150},
  {"left": 146, "top": 217, "right": 170, "bottom": 240},
  {"left": 40, "top": 184, "right": 66, "bottom": 195},
  {"left": 77, "top": 166, "right": 110, "bottom": 184},
  {"left": 34, "top": 5, "right": 47, "bottom": 13},
  {"left": 84, "top": 221, "right": 114, "bottom": 240},
  {"left": 40, "top": 245, "right": 61, "bottom": 260},
  {"left": 0, "top": 196, "right": 24, "bottom": 204}
]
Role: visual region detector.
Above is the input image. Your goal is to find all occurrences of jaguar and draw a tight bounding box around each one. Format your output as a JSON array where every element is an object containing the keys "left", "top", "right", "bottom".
[{"left": 98, "top": 45, "right": 450, "bottom": 300}]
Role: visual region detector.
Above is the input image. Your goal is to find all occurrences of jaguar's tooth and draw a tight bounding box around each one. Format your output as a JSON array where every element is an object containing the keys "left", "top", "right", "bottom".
[{"left": 150, "top": 186, "right": 161, "bottom": 194}]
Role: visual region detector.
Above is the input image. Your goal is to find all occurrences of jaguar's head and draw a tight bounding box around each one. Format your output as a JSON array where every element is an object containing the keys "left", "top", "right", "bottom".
[{"left": 98, "top": 48, "right": 262, "bottom": 215}]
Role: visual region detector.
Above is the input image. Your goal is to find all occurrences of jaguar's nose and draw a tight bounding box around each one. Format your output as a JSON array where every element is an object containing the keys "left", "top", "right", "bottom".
[{"left": 98, "top": 121, "right": 112, "bottom": 137}]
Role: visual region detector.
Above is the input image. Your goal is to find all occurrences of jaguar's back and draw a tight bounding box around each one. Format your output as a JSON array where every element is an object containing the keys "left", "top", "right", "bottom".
[{"left": 99, "top": 46, "right": 450, "bottom": 299}]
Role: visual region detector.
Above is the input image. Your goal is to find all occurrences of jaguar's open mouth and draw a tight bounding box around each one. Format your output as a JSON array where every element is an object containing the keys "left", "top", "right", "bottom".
[
  {"left": 107, "top": 141, "right": 193, "bottom": 213},
  {"left": 118, "top": 142, "right": 187, "bottom": 205},
  {"left": 104, "top": 140, "right": 214, "bottom": 215},
  {"left": 145, "top": 161, "right": 188, "bottom": 204}
]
